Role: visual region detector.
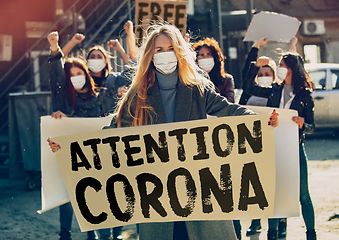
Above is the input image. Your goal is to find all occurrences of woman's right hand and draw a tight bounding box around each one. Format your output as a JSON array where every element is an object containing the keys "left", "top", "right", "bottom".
[
  {"left": 47, "top": 137, "right": 61, "bottom": 153},
  {"left": 47, "top": 31, "right": 60, "bottom": 51},
  {"left": 256, "top": 56, "right": 270, "bottom": 67},
  {"left": 51, "top": 111, "right": 67, "bottom": 119}
]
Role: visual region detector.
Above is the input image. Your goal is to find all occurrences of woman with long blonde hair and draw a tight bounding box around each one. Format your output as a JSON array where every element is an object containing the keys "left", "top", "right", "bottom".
[
  {"left": 114, "top": 24, "right": 212, "bottom": 127},
  {"left": 104, "top": 23, "right": 279, "bottom": 240},
  {"left": 50, "top": 24, "right": 279, "bottom": 240}
]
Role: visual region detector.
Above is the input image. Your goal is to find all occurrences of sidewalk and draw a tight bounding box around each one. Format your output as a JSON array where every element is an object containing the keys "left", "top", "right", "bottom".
[{"left": 239, "top": 160, "right": 339, "bottom": 240}]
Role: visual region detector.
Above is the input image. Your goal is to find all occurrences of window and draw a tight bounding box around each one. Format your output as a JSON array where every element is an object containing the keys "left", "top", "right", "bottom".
[
  {"left": 308, "top": 70, "right": 326, "bottom": 90},
  {"left": 304, "top": 45, "right": 321, "bottom": 64},
  {"left": 331, "top": 70, "right": 339, "bottom": 89}
]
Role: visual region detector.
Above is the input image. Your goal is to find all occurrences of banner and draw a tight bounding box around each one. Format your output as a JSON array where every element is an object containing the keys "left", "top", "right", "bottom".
[
  {"left": 51, "top": 114, "right": 276, "bottom": 231},
  {"left": 135, "top": 0, "right": 187, "bottom": 45}
]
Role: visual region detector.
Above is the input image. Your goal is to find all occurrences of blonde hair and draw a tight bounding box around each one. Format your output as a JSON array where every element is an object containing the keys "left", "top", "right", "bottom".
[{"left": 115, "top": 24, "right": 210, "bottom": 127}]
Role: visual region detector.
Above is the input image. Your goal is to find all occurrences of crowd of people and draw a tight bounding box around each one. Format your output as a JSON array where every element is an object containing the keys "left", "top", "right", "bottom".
[{"left": 47, "top": 19, "right": 316, "bottom": 240}]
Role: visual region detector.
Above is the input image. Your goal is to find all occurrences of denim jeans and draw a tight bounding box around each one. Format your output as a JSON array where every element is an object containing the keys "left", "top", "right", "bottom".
[
  {"left": 268, "top": 143, "right": 315, "bottom": 230},
  {"left": 60, "top": 202, "right": 73, "bottom": 231}
]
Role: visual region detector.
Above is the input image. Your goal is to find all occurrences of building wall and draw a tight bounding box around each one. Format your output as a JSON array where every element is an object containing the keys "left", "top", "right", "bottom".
[{"left": 0, "top": 0, "right": 56, "bottom": 91}]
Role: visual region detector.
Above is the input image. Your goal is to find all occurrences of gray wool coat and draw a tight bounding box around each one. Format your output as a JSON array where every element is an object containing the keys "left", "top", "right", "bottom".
[
  {"left": 105, "top": 79, "right": 254, "bottom": 240},
  {"left": 106, "top": 79, "right": 253, "bottom": 128}
]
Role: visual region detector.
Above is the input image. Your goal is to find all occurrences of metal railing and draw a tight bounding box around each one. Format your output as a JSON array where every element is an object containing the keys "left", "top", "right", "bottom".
[
  {"left": 84, "top": 0, "right": 132, "bottom": 47},
  {"left": 0, "top": 0, "right": 134, "bottom": 134}
]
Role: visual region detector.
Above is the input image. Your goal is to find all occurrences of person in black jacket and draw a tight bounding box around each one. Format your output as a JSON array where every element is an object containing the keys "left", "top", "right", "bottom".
[
  {"left": 238, "top": 37, "right": 268, "bottom": 105},
  {"left": 237, "top": 37, "right": 287, "bottom": 239},
  {"left": 242, "top": 51, "right": 316, "bottom": 240}
]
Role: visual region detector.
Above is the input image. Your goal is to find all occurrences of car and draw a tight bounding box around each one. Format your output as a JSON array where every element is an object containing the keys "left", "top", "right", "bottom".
[{"left": 305, "top": 63, "right": 339, "bottom": 131}]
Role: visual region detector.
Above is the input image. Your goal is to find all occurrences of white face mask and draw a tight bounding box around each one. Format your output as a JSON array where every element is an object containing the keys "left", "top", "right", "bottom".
[
  {"left": 87, "top": 59, "right": 106, "bottom": 73},
  {"left": 277, "top": 67, "right": 288, "bottom": 80},
  {"left": 153, "top": 51, "right": 178, "bottom": 75},
  {"left": 198, "top": 58, "right": 215, "bottom": 72},
  {"left": 70, "top": 75, "right": 86, "bottom": 90},
  {"left": 257, "top": 76, "right": 273, "bottom": 87}
]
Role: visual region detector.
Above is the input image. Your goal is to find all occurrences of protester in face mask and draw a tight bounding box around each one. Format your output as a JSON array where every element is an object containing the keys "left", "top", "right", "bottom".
[
  {"left": 233, "top": 56, "right": 278, "bottom": 240},
  {"left": 102, "top": 23, "right": 279, "bottom": 240},
  {"left": 239, "top": 37, "right": 269, "bottom": 105},
  {"left": 192, "top": 37, "right": 235, "bottom": 103},
  {"left": 242, "top": 37, "right": 316, "bottom": 240},
  {"left": 61, "top": 31, "right": 133, "bottom": 116},
  {"left": 245, "top": 57, "right": 276, "bottom": 106},
  {"left": 237, "top": 37, "right": 311, "bottom": 240},
  {"left": 47, "top": 31, "right": 101, "bottom": 240}
]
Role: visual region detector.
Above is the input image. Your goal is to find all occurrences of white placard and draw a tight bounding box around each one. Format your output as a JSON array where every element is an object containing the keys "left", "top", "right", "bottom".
[{"left": 243, "top": 11, "right": 301, "bottom": 42}]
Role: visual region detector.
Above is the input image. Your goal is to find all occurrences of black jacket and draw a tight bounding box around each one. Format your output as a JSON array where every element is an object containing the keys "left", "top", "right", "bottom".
[
  {"left": 243, "top": 63, "right": 315, "bottom": 142},
  {"left": 239, "top": 47, "right": 259, "bottom": 105},
  {"left": 48, "top": 51, "right": 100, "bottom": 117}
]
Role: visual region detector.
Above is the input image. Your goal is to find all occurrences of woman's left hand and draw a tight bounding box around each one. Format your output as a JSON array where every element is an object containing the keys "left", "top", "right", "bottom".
[
  {"left": 268, "top": 109, "right": 279, "bottom": 127},
  {"left": 124, "top": 20, "right": 134, "bottom": 36},
  {"left": 292, "top": 116, "right": 304, "bottom": 129}
]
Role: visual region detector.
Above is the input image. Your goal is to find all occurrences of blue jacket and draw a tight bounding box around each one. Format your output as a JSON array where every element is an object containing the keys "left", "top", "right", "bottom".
[{"left": 239, "top": 47, "right": 259, "bottom": 105}]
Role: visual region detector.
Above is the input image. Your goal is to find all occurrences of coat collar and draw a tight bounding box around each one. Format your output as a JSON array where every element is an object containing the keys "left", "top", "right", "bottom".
[{"left": 147, "top": 79, "right": 193, "bottom": 124}]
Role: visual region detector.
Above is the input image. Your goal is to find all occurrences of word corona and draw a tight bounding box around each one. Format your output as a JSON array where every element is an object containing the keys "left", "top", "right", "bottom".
[{"left": 76, "top": 162, "right": 268, "bottom": 224}]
